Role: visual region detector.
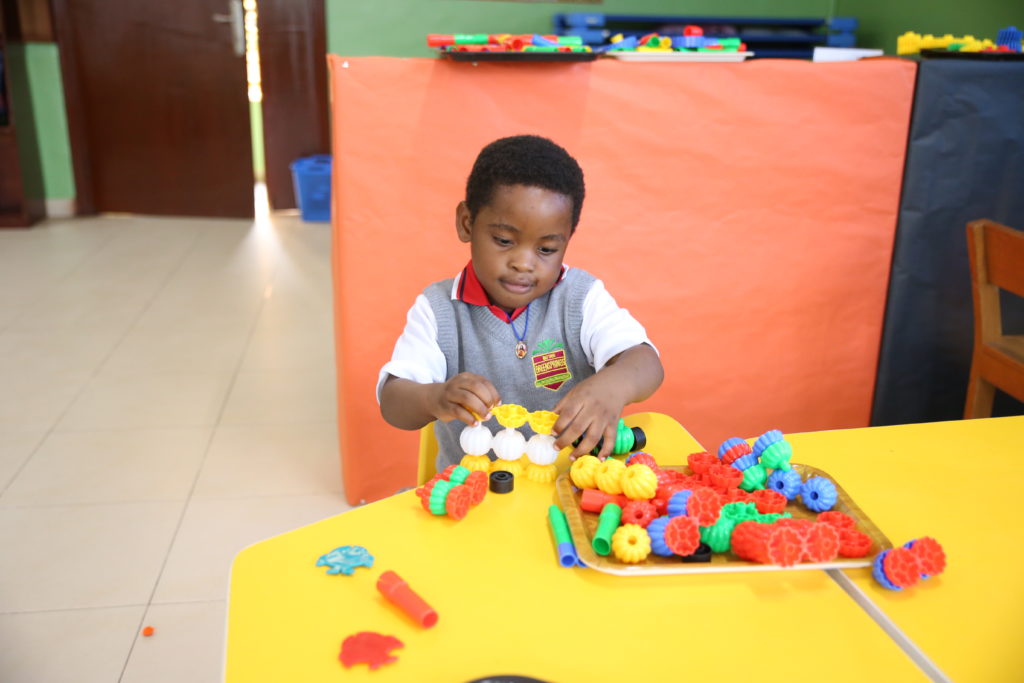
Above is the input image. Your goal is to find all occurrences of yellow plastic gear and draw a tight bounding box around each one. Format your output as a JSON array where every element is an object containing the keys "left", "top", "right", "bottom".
[
  {"left": 459, "top": 454, "right": 492, "bottom": 473},
  {"left": 569, "top": 455, "right": 601, "bottom": 489},
  {"left": 525, "top": 463, "right": 558, "bottom": 483},
  {"left": 594, "top": 458, "right": 627, "bottom": 495},
  {"left": 490, "top": 457, "right": 524, "bottom": 478},
  {"left": 620, "top": 463, "right": 658, "bottom": 500},
  {"left": 612, "top": 524, "right": 651, "bottom": 564},
  {"left": 491, "top": 404, "right": 529, "bottom": 429},
  {"left": 527, "top": 410, "right": 559, "bottom": 435}
]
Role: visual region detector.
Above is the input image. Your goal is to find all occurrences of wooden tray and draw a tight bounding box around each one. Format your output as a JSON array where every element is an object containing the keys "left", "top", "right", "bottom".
[{"left": 556, "top": 463, "right": 891, "bottom": 576}]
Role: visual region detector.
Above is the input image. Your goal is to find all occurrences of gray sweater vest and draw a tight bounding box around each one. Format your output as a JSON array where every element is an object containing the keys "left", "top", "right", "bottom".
[{"left": 424, "top": 268, "right": 597, "bottom": 471}]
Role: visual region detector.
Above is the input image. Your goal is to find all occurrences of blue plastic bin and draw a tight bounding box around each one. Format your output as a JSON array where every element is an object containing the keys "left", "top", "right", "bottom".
[{"left": 290, "top": 155, "right": 332, "bottom": 222}]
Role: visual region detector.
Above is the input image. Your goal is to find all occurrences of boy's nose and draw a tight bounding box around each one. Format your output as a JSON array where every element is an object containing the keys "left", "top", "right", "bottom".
[{"left": 509, "top": 250, "right": 534, "bottom": 272}]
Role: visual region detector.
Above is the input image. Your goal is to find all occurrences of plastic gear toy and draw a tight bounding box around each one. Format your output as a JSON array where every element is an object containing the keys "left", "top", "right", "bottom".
[
  {"left": 611, "top": 524, "right": 652, "bottom": 563},
  {"left": 491, "top": 403, "right": 529, "bottom": 429},
  {"left": 338, "top": 632, "right": 403, "bottom": 670},
  {"left": 767, "top": 469, "right": 803, "bottom": 500},
  {"left": 316, "top": 545, "right": 375, "bottom": 575},
  {"left": 800, "top": 476, "right": 838, "bottom": 512}
]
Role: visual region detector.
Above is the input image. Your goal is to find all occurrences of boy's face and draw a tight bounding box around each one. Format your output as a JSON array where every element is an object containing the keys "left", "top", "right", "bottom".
[{"left": 456, "top": 184, "right": 574, "bottom": 313}]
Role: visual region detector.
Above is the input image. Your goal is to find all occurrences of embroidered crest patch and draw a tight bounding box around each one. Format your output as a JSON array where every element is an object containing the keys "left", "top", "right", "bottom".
[{"left": 532, "top": 339, "right": 572, "bottom": 391}]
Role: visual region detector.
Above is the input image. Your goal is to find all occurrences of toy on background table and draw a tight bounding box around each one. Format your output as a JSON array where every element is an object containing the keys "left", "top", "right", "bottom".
[
  {"left": 897, "top": 27, "right": 1021, "bottom": 55},
  {"left": 339, "top": 632, "right": 404, "bottom": 670},
  {"left": 873, "top": 537, "right": 946, "bottom": 590},
  {"left": 606, "top": 30, "right": 748, "bottom": 53},
  {"left": 316, "top": 545, "right": 375, "bottom": 575},
  {"left": 415, "top": 465, "right": 488, "bottom": 520},
  {"left": 377, "top": 570, "right": 439, "bottom": 628}
]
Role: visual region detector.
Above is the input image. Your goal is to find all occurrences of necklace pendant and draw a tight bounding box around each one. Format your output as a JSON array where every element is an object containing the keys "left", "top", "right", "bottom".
[{"left": 514, "top": 341, "right": 528, "bottom": 359}]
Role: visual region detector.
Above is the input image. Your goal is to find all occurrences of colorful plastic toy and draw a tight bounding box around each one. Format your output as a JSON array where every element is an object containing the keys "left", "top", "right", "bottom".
[
  {"left": 838, "top": 528, "right": 873, "bottom": 557},
  {"left": 687, "top": 451, "right": 717, "bottom": 475},
  {"left": 718, "top": 437, "right": 752, "bottom": 466},
  {"left": 750, "top": 489, "right": 787, "bottom": 514},
  {"left": 579, "top": 487, "right": 629, "bottom": 513},
  {"left": 528, "top": 410, "right": 558, "bottom": 435},
  {"left": 626, "top": 452, "right": 659, "bottom": 469},
  {"left": 415, "top": 466, "right": 489, "bottom": 519},
  {"left": 612, "top": 524, "right": 652, "bottom": 563},
  {"left": 663, "top": 515, "right": 701, "bottom": 556},
  {"left": 667, "top": 489, "right": 692, "bottom": 517},
  {"left": 575, "top": 419, "right": 646, "bottom": 456},
  {"left": 570, "top": 454, "right": 602, "bottom": 489},
  {"left": 594, "top": 458, "right": 627, "bottom": 494},
  {"left": 491, "top": 403, "right": 530, "bottom": 429},
  {"left": 758, "top": 440, "right": 792, "bottom": 470},
  {"left": 646, "top": 516, "right": 674, "bottom": 556},
  {"left": 997, "top": 26, "right": 1022, "bottom": 52},
  {"left": 800, "top": 476, "right": 838, "bottom": 512},
  {"left": 738, "top": 464, "right": 768, "bottom": 492},
  {"left": 767, "top": 469, "right": 803, "bottom": 500},
  {"left": 905, "top": 537, "right": 946, "bottom": 578},
  {"left": 620, "top": 463, "right": 658, "bottom": 500},
  {"left": 731, "top": 453, "right": 758, "bottom": 471},
  {"left": 491, "top": 426, "right": 526, "bottom": 477},
  {"left": 525, "top": 433, "right": 559, "bottom": 482},
  {"left": 428, "top": 33, "right": 590, "bottom": 54},
  {"left": 686, "top": 488, "right": 723, "bottom": 526},
  {"left": 548, "top": 505, "right": 584, "bottom": 568},
  {"left": 802, "top": 522, "right": 840, "bottom": 563},
  {"left": 752, "top": 429, "right": 783, "bottom": 458},
  {"left": 489, "top": 470, "right": 514, "bottom": 493},
  {"left": 700, "top": 516, "right": 737, "bottom": 553},
  {"left": 316, "top": 545, "right": 374, "bottom": 575},
  {"left": 592, "top": 503, "right": 623, "bottom": 556},
  {"left": 621, "top": 499, "right": 658, "bottom": 528},
  {"left": 873, "top": 537, "right": 946, "bottom": 589},
  {"left": 339, "top": 632, "right": 404, "bottom": 670},
  {"left": 377, "top": 570, "right": 438, "bottom": 628}
]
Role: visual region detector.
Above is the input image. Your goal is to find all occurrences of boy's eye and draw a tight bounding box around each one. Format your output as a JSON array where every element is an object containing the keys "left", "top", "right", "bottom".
[
  {"left": 493, "top": 237, "right": 513, "bottom": 247},
  {"left": 539, "top": 246, "right": 559, "bottom": 255}
]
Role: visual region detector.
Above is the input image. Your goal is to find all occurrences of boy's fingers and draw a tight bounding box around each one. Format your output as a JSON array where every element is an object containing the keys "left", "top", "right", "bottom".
[
  {"left": 596, "top": 419, "right": 618, "bottom": 459},
  {"left": 462, "top": 375, "right": 501, "bottom": 417},
  {"left": 452, "top": 405, "right": 480, "bottom": 426}
]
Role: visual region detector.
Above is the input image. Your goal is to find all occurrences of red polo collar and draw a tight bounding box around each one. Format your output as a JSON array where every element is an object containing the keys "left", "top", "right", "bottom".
[{"left": 456, "top": 261, "right": 566, "bottom": 322}]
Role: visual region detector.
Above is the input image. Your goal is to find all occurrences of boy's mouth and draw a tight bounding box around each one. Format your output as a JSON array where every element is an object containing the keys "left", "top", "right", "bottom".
[{"left": 500, "top": 279, "right": 534, "bottom": 294}]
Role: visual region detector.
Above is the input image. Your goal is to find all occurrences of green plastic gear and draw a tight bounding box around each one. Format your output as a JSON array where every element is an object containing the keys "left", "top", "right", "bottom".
[
  {"left": 700, "top": 517, "right": 737, "bottom": 553},
  {"left": 448, "top": 465, "right": 470, "bottom": 485},
  {"left": 720, "top": 501, "right": 760, "bottom": 523},
  {"left": 428, "top": 479, "right": 453, "bottom": 515},
  {"left": 739, "top": 464, "right": 768, "bottom": 492},
  {"left": 755, "top": 512, "right": 793, "bottom": 524},
  {"left": 759, "top": 441, "right": 793, "bottom": 471},
  {"left": 613, "top": 419, "right": 634, "bottom": 455}
]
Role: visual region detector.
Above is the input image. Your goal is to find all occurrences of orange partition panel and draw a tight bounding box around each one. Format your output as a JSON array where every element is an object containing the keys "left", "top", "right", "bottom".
[{"left": 329, "top": 56, "right": 916, "bottom": 505}]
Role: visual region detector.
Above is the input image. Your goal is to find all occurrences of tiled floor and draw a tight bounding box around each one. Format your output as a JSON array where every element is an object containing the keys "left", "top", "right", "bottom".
[{"left": 0, "top": 208, "right": 350, "bottom": 682}]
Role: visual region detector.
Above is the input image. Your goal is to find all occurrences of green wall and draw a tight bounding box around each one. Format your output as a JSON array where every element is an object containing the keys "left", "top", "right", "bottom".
[
  {"left": 837, "top": 0, "right": 1021, "bottom": 53},
  {"left": 8, "top": 43, "right": 75, "bottom": 202},
  {"left": 326, "top": 0, "right": 837, "bottom": 56}
]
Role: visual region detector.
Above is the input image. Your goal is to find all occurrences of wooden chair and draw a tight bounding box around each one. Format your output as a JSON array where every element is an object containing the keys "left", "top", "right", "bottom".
[
  {"left": 416, "top": 411, "right": 702, "bottom": 486},
  {"left": 964, "top": 219, "right": 1024, "bottom": 418}
]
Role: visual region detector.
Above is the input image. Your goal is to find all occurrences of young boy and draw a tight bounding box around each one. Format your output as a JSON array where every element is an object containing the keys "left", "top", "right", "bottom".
[{"left": 377, "top": 135, "right": 663, "bottom": 471}]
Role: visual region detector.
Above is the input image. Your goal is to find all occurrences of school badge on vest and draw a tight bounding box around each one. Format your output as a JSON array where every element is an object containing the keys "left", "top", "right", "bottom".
[{"left": 532, "top": 338, "right": 572, "bottom": 391}]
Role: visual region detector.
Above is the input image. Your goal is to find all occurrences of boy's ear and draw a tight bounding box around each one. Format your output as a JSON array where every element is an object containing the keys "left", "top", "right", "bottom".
[{"left": 455, "top": 201, "right": 473, "bottom": 243}]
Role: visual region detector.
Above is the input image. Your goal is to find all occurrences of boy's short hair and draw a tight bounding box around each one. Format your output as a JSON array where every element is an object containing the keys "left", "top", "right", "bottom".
[{"left": 465, "top": 135, "right": 586, "bottom": 230}]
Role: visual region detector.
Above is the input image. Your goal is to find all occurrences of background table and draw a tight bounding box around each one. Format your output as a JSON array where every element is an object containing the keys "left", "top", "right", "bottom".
[
  {"left": 788, "top": 416, "right": 1024, "bottom": 683},
  {"left": 226, "top": 414, "right": 925, "bottom": 682}
]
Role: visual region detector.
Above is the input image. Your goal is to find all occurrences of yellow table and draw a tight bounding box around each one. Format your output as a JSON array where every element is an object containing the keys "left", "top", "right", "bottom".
[
  {"left": 226, "top": 413, "right": 923, "bottom": 682},
  {"left": 788, "top": 417, "right": 1024, "bottom": 683}
]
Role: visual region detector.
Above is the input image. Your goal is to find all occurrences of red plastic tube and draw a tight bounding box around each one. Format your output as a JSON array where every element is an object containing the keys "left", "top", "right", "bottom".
[
  {"left": 580, "top": 488, "right": 629, "bottom": 513},
  {"left": 377, "top": 571, "right": 438, "bottom": 628}
]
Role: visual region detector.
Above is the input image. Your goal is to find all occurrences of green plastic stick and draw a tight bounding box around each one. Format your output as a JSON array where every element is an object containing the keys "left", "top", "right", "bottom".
[
  {"left": 453, "top": 34, "right": 490, "bottom": 45},
  {"left": 548, "top": 505, "right": 573, "bottom": 545},
  {"left": 592, "top": 503, "right": 622, "bottom": 556},
  {"left": 556, "top": 36, "right": 584, "bottom": 46}
]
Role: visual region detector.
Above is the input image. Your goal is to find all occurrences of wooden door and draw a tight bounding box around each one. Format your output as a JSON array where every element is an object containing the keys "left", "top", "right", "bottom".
[
  {"left": 52, "top": 0, "right": 254, "bottom": 217},
  {"left": 257, "top": 0, "right": 329, "bottom": 211}
]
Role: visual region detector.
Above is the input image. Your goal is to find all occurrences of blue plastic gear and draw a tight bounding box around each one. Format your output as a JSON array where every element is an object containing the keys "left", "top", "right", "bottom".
[
  {"left": 717, "top": 437, "right": 746, "bottom": 460},
  {"left": 752, "top": 429, "right": 784, "bottom": 458},
  {"left": 767, "top": 469, "right": 803, "bottom": 500},
  {"left": 667, "top": 490, "right": 692, "bottom": 518},
  {"left": 800, "top": 476, "right": 838, "bottom": 512},
  {"left": 872, "top": 550, "right": 901, "bottom": 590},
  {"left": 316, "top": 545, "right": 374, "bottom": 575},
  {"left": 732, "top": 453, "right": 759, "bottom": 471},
  {"left": 646, "top": 516, "right": 674, "bottom": 556},
  {"left": 996, "top": 26, "right": 1021, "bottom": 51}
]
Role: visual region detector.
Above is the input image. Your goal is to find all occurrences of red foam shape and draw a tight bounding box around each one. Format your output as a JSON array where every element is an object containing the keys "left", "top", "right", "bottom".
[
  {"left": 629, "top": 453, "right": 659, "bottom": 470},
  {"left": 838, "top": 528, "right": 873, "bottom": 557},
  {"left": 464, "top": 470, "right": 488, "bottom": 505},
  {"left": 339, "top": 632, "right": 404, "bottom": 670},
  {"left": 709, "top": 463, "right": 743, "bottom": 490},
  {"left": 687, "top": 451, "right": 717, "bottom": 475},
  {"left": 909, "top": 537, "right": 946, "bottom": 577},
  {"left": 766, "top": 526, "right": 803, "bottom": 567},
  {"left": 803, "top": 522, "right": 840, "bottom": 562},
  {"left": 721, "top": 441, "right": 752, "bottom": 466},
  {"left": 445, "top": 484, "right": 471, "bottom": 520},
  {"left": 686, "top": 487, "right": 722, "bottom": 526},
  {"left": 883, "top": 547, "right": 921, "bottom": 588},
  {"left": 664, "top": 515, "right": 701, "bottom": 556},
  {"left": 750, "top": 489, "right": 787, "bottom": 514},
  {"left": 817, "top": 511, "right": 856, "bottom": 530},
  {"left": 621, "top": 500, "right": 658, "bottom": 528}
]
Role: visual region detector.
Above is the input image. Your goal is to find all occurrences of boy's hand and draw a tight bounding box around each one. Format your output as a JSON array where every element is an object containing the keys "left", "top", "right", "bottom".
[
  {"left": 551, "top": 373, "right": 627, "bottom": 461},
  {"left": 432, "top": 373, "right": 500, "bottom": 426}
]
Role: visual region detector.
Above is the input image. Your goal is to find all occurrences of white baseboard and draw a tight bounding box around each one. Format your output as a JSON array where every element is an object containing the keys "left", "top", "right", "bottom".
[{"left": 43, "top": 198, "right": 77, "bottom": 218}]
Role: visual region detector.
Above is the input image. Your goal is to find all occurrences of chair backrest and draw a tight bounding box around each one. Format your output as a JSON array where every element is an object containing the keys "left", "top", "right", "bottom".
[
  {"left": 967, "top": 219, "right": 1024, "bottom": 342},
  {"left": 417, "top": 422, "right": 438, "bottom": 486}
]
